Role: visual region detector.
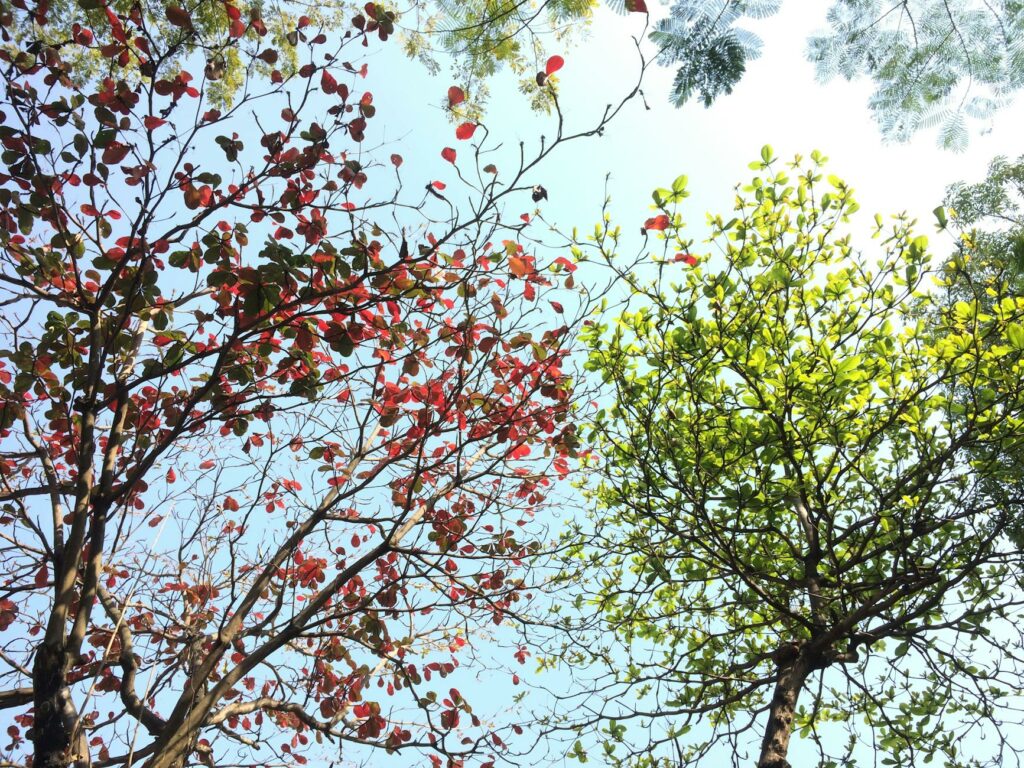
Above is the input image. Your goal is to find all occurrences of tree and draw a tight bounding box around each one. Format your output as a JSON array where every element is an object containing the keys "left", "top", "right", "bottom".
[
  {"left": 935, "top": 155, "right": 1024, "bottom": 547},
  {"left": 399, "top": 0, "right": 597, "bottom": 113},
  {"left": 565, "top": 149, "right": 1024, "bottom": 767},
  {"left": 943, "top": 154, "right": 1024, "bottom": 303},
  {"left": 652, "top": 0, "right": 1024, "bottom": 149},
  {"left": 651, "top": 0, "right": 779, "bottom": 107},
  {"left": 11, "top": 0, "right": 1021, "bottom": 142},
  {"left": 0, "top": 0, "right": 597, "bottom": 114},
  {"left": 0, "top": 0, "right": 358, "bottom": 106},
  {"left": 0, "top": 2, "right": 642, "bottom": 766},
  {"left": 807, "top": 1, "right": 1024, "bottom": 150}
]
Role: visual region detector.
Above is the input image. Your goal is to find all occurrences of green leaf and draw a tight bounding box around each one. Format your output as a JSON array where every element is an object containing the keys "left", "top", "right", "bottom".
[{"left": 1007, "top": 323, "right": 1024, "bottom": 350}]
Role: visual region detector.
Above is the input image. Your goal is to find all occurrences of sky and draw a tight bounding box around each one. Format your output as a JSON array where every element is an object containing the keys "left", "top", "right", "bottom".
[
  {"left": 359, "top": 2, "right": 1024, "bottom": 766},
  {"left": 4, "top": 2, "right": 1023, "bottom": 766},
  {"left": 372, "top": 1, "right": 1024, "bottom": 257}
]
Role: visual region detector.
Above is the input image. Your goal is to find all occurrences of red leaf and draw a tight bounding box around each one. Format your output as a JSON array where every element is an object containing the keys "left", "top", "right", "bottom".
[
  {"left": 390, "top": 153, "right": 403, "bottom": 167},
  {"left": 321, "top": 70, "right": 338, "bottom": 95},
  {"left": 73, "top": 25, "right": 94, "bottom": 45},
  {"left": 200, "top": 460, "right": 216, "bottom": 469},
  {"left": 102, "top": 143, "right": 130, "bottom": 165},
  {"left": 166, "top": 468, "right": 177, "bottom": 483},
  {"left": 545, "top": 55, "right": 564, "bottom": 76},
  {"left": 165, "top": 5, "right": 193, "bottom": 29},
  {"left": 34, "top": 564, "right": 49, "bottom": 588},
  {"left": 432, "top": 180, "right": 446, "bottom": 190},
  {"left": 644, "top": 214, "right": 670, "bottom": 231},
  {"left": 508, "top": 256, "right": 530, "bottom": 278},
  {"left": 447, "top": 86, "right": 465, "bottom": 107},
  {"left": 153, "top": 334, "right": 173, "bottom": 347},
  {"left": 0, "top": 598, "right": 17, "bottom": 631},
  {"left": 508, "top": 443, "right": 530, "bottom": 460},
  {"left": 224, "top": 3, "right": 241, "bottom": 20},
  {"left": 441, "top": 147, "right": 456, "bottom": 164},
  {"left": 455, "top": 123, "right": 476, "bottom": 141},
  {"left": 144, "top": 115, "right": 166, "bottom": 130},
  {"left": 104, "top": 7, "right": 126, "bottom": 43},
  {"left": 675, "top": 252, "right": 698, "bottom": 266},
  {"left": 625, "top": 0, "right": 648, "bottom": 10}
]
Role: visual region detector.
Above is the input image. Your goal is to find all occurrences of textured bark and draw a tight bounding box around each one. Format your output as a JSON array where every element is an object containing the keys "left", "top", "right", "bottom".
[
  {"left": 32, "top": 643, "right": 89, "bottom": 768},
  {"left": 0, "top": 687, "right": 34, "bottom": 709},
  {"left": 756, "top": 654, "right": 811, "bottom": 768},
  {"left": 32, "top": 642, "right": 70, "bottom": 768}
]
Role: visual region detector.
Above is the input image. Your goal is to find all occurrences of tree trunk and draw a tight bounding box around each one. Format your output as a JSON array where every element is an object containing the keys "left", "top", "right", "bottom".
[
  {"left": 145, "top": 742, "right": 190, "bottom": 768},
  {"left": 756, "top": 654, "right": 811, "bottom": 768},
  {"left": 143, "top": 715, "right": 214, "bottom": 768},
  {"left": 32, "top": 642, "right": 89, "bottom": 768}
]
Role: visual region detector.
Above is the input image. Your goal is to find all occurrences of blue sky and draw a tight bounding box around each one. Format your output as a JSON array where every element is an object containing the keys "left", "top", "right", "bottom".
[
  {"left": 4, "top": 3, "right": 1023, "bottom": 766},
  {"left": 354, "top": 3, "right": 1024, "bottom": 766},
  {"left": 373, "top": 2, "right": 1024, "bottom": 262}
]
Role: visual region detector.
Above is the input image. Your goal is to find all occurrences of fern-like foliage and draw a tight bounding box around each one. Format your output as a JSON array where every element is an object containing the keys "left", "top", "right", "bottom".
[
  {"left": 650, "top": 0, "right": 1022, "bottom": 147},
  {"left": 399, "top": 0, "right": 597, "bottom": 115},
  {"left": 398, "top": 0, "right": 1021, "bottom": 136},
  {"left": 652, "top": 0, "right": 780, "bottom": 107},
  {"left": 807, "top": 0, "right": 1024, "bottom": 149}
]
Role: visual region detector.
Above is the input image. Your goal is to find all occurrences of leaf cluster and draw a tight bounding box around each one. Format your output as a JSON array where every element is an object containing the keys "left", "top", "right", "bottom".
[{"left": 572, "top": 150, "right": 1024, "bottom": 767}]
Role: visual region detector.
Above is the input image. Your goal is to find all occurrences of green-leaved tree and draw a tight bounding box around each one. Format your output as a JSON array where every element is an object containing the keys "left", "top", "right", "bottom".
[
  {"left": 654, "top": 0, "right": 1024, "bottom": 149},
  {"left": 943, "top": 154, "right": 1024, "bottom": 303},
  {"left": 570, "top": 150, "right": 1024, "bottom": 768},
  {"left": 934, "top": 155, "right": 1024, "bottom": 547}
]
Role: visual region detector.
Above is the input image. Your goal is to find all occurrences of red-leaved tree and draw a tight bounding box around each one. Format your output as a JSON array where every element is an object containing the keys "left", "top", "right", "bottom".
[{"left": 0, "top": 2, "right": 643, "bottom": 766}]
